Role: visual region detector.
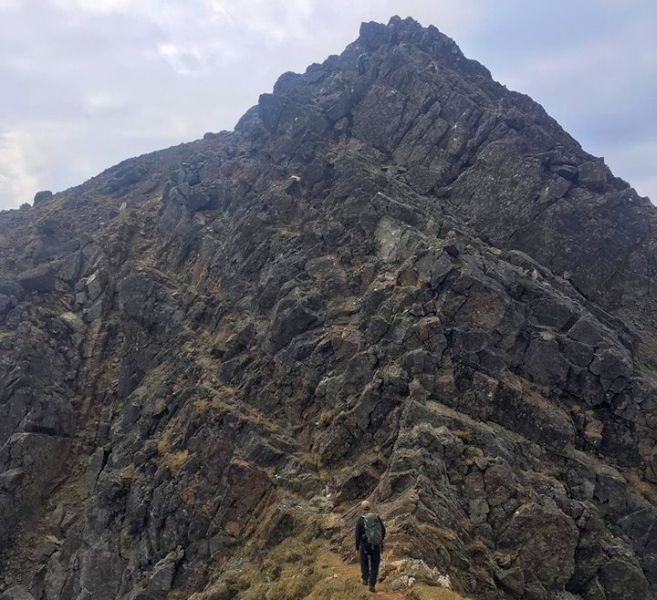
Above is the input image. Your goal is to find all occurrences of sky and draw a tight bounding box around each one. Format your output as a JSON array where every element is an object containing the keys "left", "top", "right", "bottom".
[{"left": 0, "top": 0, "right": 655, "bottom": 209}]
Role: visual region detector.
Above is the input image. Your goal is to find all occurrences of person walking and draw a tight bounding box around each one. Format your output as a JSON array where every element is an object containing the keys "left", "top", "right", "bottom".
[{"left": 355, "top": 500, "right": 386, "bottom": 592}]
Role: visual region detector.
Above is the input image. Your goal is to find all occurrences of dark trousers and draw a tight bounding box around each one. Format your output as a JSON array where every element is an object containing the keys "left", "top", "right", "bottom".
[{"left": 359, "top": 544, "right": 381, "bottom": 586}]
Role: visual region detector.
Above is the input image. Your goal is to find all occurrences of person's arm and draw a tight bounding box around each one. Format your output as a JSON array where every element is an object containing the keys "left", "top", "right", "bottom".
[
  {"left": 379, "top": 517, "right": 386, "bottom": 543},
  {"left": 355, "top": 516, "right": 364, "bottom": 550}
]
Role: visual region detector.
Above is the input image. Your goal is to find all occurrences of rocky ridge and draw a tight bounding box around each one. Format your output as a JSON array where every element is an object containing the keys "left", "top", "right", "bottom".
[{"left": 1, "top": 15, "right": 657, "bottom": 600}]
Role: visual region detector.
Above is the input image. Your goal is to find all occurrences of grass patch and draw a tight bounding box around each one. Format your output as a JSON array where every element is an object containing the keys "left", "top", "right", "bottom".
[
  {"left": 165, "top": 450, "right": 189, "bottom": 474},
  {"left": 233, "top": 538, "right": 472, "bottom": 600},
  {"left": 627, "top": 472, "right": 657, "bottom": 506},
  {"left": 237, "top": 538, "right": 324, "bottom": 600},
  {"left": 194, "top": 399, "right": 209, "bottom": 415},
  {"left": 157, "top": 421, "right": 190, "bottom": 474},
  {"left": 119, "top": 464, "right": 142, "bottom": 482},
  {"left": 0, "top": 330, "right": 16, "bottom": 343},
  {"left": 157, "top": 427, "right": 175, "bottom": 455}
]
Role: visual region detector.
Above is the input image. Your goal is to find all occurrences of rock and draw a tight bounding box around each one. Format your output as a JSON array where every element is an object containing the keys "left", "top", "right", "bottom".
[
  {"left": 589, "top": 348, "right": 631, "bottom": 381},
  {"left": 336, "top": 466, "right": 379, "bottom": 501},
  {"left": 33, "top": 190, "right": 53, "bottom": 206},
  {"left": 270, "top": 295, "right": 321, "bottom": 351},
  {"left": 552, "top": 163, "right": 579, "bottom": 182},
  {"left": 522, "top": 334, "right": 569, "bottom": 386},
  {"left": 0, "top": 587, "right": 35, "bottom": 600},
  {"left": 578, "top": 159, "right": 609, "bottom": 192},
  {"left": 599, "top": 558, "right": 649, "bottom": 600},
  {"left": 385, "top": 558, "right": 451, "bottom": 590},
  {"left": 148, "top": 561, "right": 176, "bottom": 592},
  {"left": 264, "top": 511, "right": 296, "bottom": 548},
  {"left": 498, "top": 501, "right": 578, "bottom": 589},
  {"left": 0, "top": 468, "right": 25, "bottom": 490},
  {"left": 104, "top": 163, "right": 146, "bottom": 194},
  {"left": 202, "top": 581, "right": 232, "bottom": 600},
  {"left": 0, "top": 279, "right": 23, "bottom": 299},
  {"left": 495, "top": 566, "right": 525, "bottom": 596},
  {"left": 343, "top": 351, "right": 377, "bottom": 393},
  {"left": 148, "top": 546, "right": 184, "bottom": 592},
  {"left": 0, "top": 294, "right": 12, "bottom": 316},
  {"left": 582, "top": 577, "right": 607, "bottom": 600},
  {"left": 415, "top": 249, "right": 454, "bottom": 289},
  {"left": 17, "top": 264, "right": 56, "bottom": 292},
  {"left": 359, "top": 21, "right": 389, "bottom": 49},
  {"left": 78, "top": 543, "right": 124, "bottom": 599},
  {"left": 85, "top": 270, "right": 107, "bottom": 302}
]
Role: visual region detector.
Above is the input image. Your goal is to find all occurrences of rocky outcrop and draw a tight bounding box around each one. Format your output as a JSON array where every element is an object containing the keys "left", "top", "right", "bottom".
[{"left": 0, "top": 15, "right": 656, "bottom": 600}]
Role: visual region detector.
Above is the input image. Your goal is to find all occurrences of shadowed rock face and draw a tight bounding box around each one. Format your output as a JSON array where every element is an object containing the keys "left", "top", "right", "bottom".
[{"left": 1, "top": 15, "right": 656, "bottom": 600}]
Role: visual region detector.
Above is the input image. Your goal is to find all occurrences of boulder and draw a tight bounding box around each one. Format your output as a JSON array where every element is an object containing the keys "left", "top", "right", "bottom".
[
  {"left": 148, "top": 546, "right": 185, "bottom": 592},
  {"left": 578, "top": 159, "right": 609, "bottom": 192},
  {"left": 359, "top": 21, "right": 389, "bottom": 50},
  {"left": 0, "top": 587, "right": 35, "bottom": 600},
  {"left": 598, "top": 558, "right": 649, "bottom": 600},
  {"left": 552, "top": 163, "right": 579, "bottom": 182},
  {"left": 17, "top": 264, "right": 56, "bottom": 293},
  {"left": 498, "top": 501, "right": 578, "bottom": 589},
  {"left": 33, "top": 190, "right": 53, "bottom": 206},
  {"left": 270, "top": 295, "right": 321, "bottom": 351}
]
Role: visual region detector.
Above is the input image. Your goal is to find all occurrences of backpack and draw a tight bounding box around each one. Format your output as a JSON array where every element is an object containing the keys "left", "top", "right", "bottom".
[{"left": 363, "top": 512, "right": 383, "bottom": 546}]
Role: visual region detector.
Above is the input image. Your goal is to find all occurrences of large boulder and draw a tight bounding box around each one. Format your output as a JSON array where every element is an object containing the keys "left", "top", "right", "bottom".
[
  {"left": 498, "top": 501, "right": 578, "bottom": 590},
  {"left": 17, "top": 264, "right": 56, "bottom": 293},
  {"left": 598, "top": 558, "right": 649, "bottom": 600},
  {"left": 33, "top": 190, "right": 53, "bottom": 207}
]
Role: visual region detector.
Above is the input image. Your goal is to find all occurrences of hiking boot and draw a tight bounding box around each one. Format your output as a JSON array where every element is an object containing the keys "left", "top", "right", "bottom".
[
  {"left": 362, "top": 579, "right": 368, "bottom": 585},
  {"left": 369, "top": 584, "right": 376, "bottom": 592}
]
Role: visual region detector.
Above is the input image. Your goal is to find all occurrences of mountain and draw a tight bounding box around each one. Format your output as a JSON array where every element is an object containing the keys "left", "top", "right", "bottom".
[{"left": 1, "top": 15, "right": 656, "bottom": 600}]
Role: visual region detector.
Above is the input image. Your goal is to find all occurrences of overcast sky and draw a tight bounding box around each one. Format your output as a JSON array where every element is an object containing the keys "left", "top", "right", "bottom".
[{"left": 0, "top": 0, "right": 655, "bottom": 209}]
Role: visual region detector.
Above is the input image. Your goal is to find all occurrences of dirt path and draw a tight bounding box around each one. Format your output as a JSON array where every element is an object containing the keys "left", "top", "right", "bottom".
[
  {"left": 307, "top": 550, "right": 468, "bottom": 600},
  {"left": 306, "top": 554, "right": 406, "bottom": 600},
  {"left": 319, "top": 552, "right": 404, "bottom": 598}
]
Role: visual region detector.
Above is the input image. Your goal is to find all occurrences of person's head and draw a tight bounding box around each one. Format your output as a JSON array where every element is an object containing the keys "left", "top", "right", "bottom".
[{"left": 361, "top": 500, "right": 371, "bottom": 512}]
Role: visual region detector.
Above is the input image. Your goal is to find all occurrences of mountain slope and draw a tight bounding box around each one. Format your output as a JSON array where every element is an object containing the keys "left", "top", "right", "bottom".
[{"left": 1, "top": 16, "right": 656, "bottom": 600}]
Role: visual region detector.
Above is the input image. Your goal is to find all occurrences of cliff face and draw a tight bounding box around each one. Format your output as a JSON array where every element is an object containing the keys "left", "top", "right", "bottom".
[{"left": 1, "top": 16, "right": 656, "bottom": 600}]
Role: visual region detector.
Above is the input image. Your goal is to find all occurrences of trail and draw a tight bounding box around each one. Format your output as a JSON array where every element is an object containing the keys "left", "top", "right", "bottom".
[{"left": 306, "top": 549, "right": 468, "bottom": 600}]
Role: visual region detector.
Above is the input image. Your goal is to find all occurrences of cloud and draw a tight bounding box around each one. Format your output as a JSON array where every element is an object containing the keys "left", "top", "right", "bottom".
[
  {"left": 603, "top": 136, "right": 657, "bottom": 201},
  {"left": 84, "top": 92, "right": 128, "bottom": 114},
  {"left": 0, "top": 130, "right": 43, "bottom": 206},
  {"left": 48, "top": 0, "right": 133, "bottom": 14},
  {"left": 0, "top": 0, "right": 21, "bottom": 11}
]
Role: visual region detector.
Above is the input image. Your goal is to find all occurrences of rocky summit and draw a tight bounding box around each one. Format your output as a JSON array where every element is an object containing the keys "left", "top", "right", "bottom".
[{"left": 1, "top": 15, "right": 656, "bottom": 600}]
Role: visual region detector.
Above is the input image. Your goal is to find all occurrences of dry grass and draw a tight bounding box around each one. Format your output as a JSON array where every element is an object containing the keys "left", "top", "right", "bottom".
[
  {"left": 318, "top": 409, "right": 336, "bottom": 426},
  {"left": 230, "top": 536, "right": 471, "bottom": 600},
  {"left": 415, "top": 522, "right": 458, "bottom": 544},
  {"left": 165, "top": 450, "right": 189, "bottom": 473},
  {"left": 156, "top": 421, "right": 190, "bottom": 474},
  {"left": 157, "top": 426, "right": 175, "bottom": 455},
  {"left": 406, "top": 586, "right": 471, "bottom": 600},
  {"left": 193, "top": 399, "right": 210, "bottom": 415},
  {"left": 236, "top": 538, "right": 324, "bottom": 600},
  {"left": 119, "top": 464, "right": 141, "bottom": 482},
  {"left": 627, "top": 472, "right": 657, "bottom": 506}
]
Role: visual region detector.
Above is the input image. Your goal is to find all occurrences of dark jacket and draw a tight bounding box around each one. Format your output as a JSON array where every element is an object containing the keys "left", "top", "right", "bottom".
[{"left": 355, "top": 513, "right": 386, "bottom": 550}]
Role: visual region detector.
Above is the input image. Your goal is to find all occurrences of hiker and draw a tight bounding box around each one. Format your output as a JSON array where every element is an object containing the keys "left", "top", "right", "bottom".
[
  {"left": 357, "top": 52, "right": 370, "bottom": 75},
  {"left": 355, "top": 500, "right": 386, "bottom": 592}
]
